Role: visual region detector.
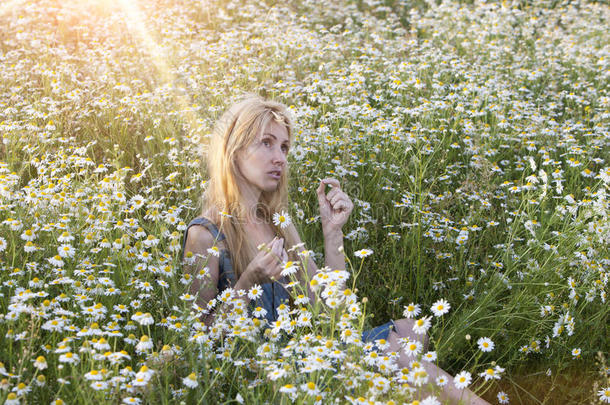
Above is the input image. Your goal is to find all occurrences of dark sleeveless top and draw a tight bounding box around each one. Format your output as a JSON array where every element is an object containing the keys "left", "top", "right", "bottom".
[{"left": 182, "top": 217, "right": 291, "bottom": 324}]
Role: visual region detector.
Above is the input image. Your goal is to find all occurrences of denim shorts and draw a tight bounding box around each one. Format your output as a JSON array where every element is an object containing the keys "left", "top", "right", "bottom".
[{"left": 361, "top": 320, "right": 396, "bottom": 344}]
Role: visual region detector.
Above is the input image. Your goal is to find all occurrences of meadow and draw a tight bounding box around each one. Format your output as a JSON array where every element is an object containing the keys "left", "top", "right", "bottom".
[{"left": 0, "top": 0, "right": 608, "bottom": 403}]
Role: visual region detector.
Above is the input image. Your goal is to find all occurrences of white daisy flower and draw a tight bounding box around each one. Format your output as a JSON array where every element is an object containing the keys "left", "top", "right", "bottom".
[
  {"left": 598, "top": 387, "right": 610, "bottom": 403},
  {"left": 33, "top": 356, "right": 47, "bottom": 370},
  {"left": 20, "top": 229, "right": 36, "bottom": 241},
  {"left": 403, "top": 340, "right": 423, "bottom": 357},
  {"left": 435, "top": 375, "right": 448, "bottom": 386},
  {"left": 423, "top": 351, "right": 437, "bottom": 362},
  {"left": 480, "top": 365, "right": 504, "bottom": 381},
  {"left": 268, "top": 368, "right": 287, "bottom": 381},
  {"left": 301, "top": 381, "right": 319, "bottom": 396},
  {"left": 295, "top": 294, "right": 309, "bottom": 305},
  {"left": 273, "top": 210, "right": 292, "bottom": 229},
  {"left": 403, "top": 303, "right": 421, "bottom": 318},
  {"left": 412, "top": 316, "right": 432, "bottom": 335},
  {"left": 57, "top": 244, "right": 75, "bottom": 258},
  {"left": 281, "top": 261, "right": 299, "bottom": 277},
  {"left": 248, "top": 284, "right": 263, "bottom": 300},
  {"left": 58, "top": 352, "right": 79, "bottom": 364},
  {"left": 47, "top": 255, "right": 64, "bottom": 267},
  {"left": 477, "top": 337, "right": 495, "bottom": 352},
  {"left": 207, "top": 246, "right": 220, "bottom": 257},
  {"left": 252, "top": 306, "right": 267, "bottom": 318},
  {"left": 84, "top": 370, "right": 104, "bottom": 381},
  {"left": 4, "top": 393, "right": 19, "bottom": 405},
  {"left": 57, "top": 231, "right": 74, "bottom": 242},
  {"left": 354, "top": 248, "right": 373, "bottom": 258},
  {"left": 182, "top": 372, "right": 198, "bottom": 389},
  {"left": 131, "top": 312, "right": 154, "bottom": 326},
  {"left": 453, "top": 371, "right": 472, "bottom": 389},
  {"left": 279, "top": 383, "right": 297, "bottom": 397},
  {"left": 430, "top": 298, "right": 450, "bottom": 317},
  {"left": 24, "top": 241, "right": 39, "bottom": 253}
]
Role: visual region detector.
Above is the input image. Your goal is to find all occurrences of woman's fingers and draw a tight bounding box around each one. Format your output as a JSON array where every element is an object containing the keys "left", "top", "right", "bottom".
[
  {"left": 322, "top": 181, "right": 351, "bottom": 208},
  {"left": 326, "top": 187, "right": 340, "bottom": 202},
  {"left": 254, "top": 237, "right": 288, "bottom": 283},
  {"left": 249, "top": 237, "right": 289, "bottom": 284},
  {"left": 316, "top": 180, "right": 327, "bottom": 196},
  {"left": 272, "top": 238, "right": 283, "bottom": 257},
  {"left": 331, "top": 194, "right": 351, "bottom": 209},
  {"left": 321, "top": 178, "right": 341, "bottom": 188},
  {"left": 330, "top": 193, "right": 345, "bottom": 206},
  {"left": 259, "top": 236, "right": 277, "bottom": 253},
  {"left": 317, "top": 178, "right": 341, "bottom": 205},
  {"left": 269, "top": 238, "right": 285, "bottom": 269},
  {"left": 321, "top": 180, "right": 342, "bottom": 201},
  {"left": 332, "top": 201, "right": 346, "bottom": 211},
  {"left": 272, "top": 265, "right": 284, "bottom": 279}
]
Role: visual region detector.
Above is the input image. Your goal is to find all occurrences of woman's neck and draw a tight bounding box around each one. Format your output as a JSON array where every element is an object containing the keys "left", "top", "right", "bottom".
[{"left": 236, "top": 179, "right": 262, "bottom": 223}]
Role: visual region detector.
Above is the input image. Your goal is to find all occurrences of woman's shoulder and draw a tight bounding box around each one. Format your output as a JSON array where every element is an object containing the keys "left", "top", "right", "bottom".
[
  {"left": 185, "top": 215, "right": 226, "bottom": 250},
  {"left": 184, "top": 223, "right": 216, "bottom": 252}
]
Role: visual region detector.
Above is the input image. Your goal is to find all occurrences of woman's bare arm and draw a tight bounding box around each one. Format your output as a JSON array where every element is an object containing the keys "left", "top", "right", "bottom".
[
  {"left": 321, "top": 229, "right": 345, "bottom": 271},
  {"left": 284, "top": 222, "right": 346, "bottom": 304},
  {"left": 184, "top": 226, "right": 286, "bottom": 325},
  {"left": 183, "top": 226, "right": 222, "bottom": 326},
  {"left": 316, "top": 178, "right": 351, "bottom": 271},
  {"left": 183, "top": 226, "right": 257, "bottom": 326}
]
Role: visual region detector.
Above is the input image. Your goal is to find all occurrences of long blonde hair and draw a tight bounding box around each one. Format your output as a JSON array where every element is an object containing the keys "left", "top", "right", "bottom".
[{"left": 202, "top": 95, "right": 298, "bottom": 278}]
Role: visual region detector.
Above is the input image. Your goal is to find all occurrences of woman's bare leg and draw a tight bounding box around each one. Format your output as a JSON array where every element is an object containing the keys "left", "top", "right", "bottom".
[
  {"left": 392, "top": 318, "right": 429, "bottom": 351},
  {"left": 387, "top": 319, "right": 490, "bottom": 405}
]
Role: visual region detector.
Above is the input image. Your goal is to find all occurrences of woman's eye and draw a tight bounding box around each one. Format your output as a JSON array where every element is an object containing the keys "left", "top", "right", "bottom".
[
  {"left": 262, "top": 139, "right": 271, "bottom": 147},
  {"left": 281, "top": 146, "right": 289, "bottom": 154}
]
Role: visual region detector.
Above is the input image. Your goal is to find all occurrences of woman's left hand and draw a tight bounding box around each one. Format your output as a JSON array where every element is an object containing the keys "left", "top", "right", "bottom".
[{"left": 316, "top": 178, "right": 354, "bottom": 233}]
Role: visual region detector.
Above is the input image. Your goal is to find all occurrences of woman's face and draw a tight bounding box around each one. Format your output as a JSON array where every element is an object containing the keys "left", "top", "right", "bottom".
[{"left": 235, "top": 119, "right": 290, "bottom": 195}]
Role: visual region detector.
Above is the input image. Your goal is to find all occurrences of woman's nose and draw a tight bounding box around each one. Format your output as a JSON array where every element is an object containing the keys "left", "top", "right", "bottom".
[{"left": 273, "top": 147, "right": 287, "bottom": 166}]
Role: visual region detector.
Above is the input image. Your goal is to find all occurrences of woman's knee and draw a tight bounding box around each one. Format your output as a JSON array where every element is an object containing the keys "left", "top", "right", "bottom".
[{"left": 393, "top": 318, "right": 430, "bottom": 351}]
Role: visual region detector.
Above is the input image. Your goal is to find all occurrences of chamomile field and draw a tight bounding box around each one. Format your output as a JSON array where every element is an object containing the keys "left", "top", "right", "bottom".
[{"left": 0, "top": 0, "right": 608, "bottom": 404}]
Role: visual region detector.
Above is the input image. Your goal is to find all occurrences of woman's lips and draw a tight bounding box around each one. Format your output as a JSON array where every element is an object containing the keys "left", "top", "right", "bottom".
[{"left": 268, "top": 171, "right": 281, "bottom": 180}]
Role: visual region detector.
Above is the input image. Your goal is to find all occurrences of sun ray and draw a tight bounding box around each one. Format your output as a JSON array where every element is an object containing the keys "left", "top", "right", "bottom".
[
  {"left": 0, "top": 0, "right": 27, "bottom": 17},
  {"left": 115, "top": 0, "right": 201, "bottom": 136}
]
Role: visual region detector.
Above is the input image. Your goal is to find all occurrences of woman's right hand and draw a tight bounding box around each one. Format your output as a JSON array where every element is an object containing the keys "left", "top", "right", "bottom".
[{"left": 243, "top": 237, "right": 288, "bottom": 286}]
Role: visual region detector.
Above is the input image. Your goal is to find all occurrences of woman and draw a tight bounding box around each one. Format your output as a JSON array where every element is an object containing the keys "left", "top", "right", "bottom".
[{"left": 182, "top": 95, "right": 489, "bottom": 404}]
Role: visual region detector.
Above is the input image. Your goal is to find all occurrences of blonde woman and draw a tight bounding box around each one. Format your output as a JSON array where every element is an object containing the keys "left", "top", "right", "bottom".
[{"left": 182, "top": 95, "right": 489, "bottom": 404}]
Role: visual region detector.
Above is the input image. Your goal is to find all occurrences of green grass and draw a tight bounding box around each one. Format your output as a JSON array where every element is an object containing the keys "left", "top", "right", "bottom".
[{"left": 0, "top": 0, "right": 608, "bottom": 403}]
